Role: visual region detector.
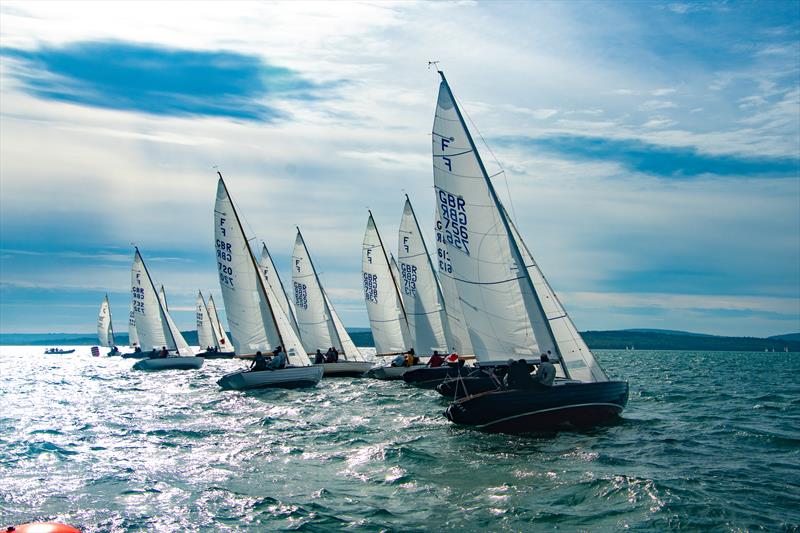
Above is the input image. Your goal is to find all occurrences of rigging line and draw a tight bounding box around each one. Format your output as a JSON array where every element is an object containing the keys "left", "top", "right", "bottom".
[{"left": 452, "top": 91, "right": 519, "bottom": 225}]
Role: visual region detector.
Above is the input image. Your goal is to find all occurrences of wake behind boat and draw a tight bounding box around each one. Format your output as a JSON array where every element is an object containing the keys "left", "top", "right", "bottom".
[{"left": 429, "top": 70, "right": 627, "bottom": 433}]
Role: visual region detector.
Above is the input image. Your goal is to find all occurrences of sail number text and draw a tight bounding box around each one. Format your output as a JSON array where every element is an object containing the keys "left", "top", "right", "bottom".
[
  {"left": 400, "top": 262, "right": 417, "bottom": 297},
  {"left": 437, "top": 189, "right": 470, "bottom": 255},
  {"left": 363, "top": 273, "right": 378, "bottom": 304}
]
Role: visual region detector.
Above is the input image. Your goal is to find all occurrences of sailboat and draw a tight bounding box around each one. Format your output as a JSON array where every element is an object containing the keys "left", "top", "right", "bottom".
[
  {"left": 206, "top": 294, "right": 233, "bottom": 354},
  {"left": 361, "top": 211, "right": 422, "bottom": 380},
  {"left": 97, "top": 294, "right": 120, "bottom": 355},
  {"left": 292, "top": 228, "right": 371, "bottom": 377},
  {"left": 129, "top": 248, "right": 203, "bottom": 371},
  {"left": 213, "top": 174, "right": 323, "bottom": 390},
  {"left": 427, "top": 71, "right": 627, "bottom": 432},
  {"left": 196, "top": 291, "right": 234, "bottom": 358}
]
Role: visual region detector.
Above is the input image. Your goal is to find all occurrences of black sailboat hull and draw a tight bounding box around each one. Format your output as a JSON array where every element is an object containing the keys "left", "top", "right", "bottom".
[
  {"left": 197, "top": 350, "right": 236, "bottom": 359},
  {"left": 402, "top": 366, "right": 471, "bottom": 389},
  {"left": 445, "top": 381, "right": 629, "bottom": 434}
]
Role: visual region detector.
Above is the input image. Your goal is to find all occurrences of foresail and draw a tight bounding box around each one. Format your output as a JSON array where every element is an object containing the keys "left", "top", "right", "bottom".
[
  {"left": 291, "top": 231, "right": 339, "bottom": 353},
  {"left": 131, "top": 250, "right": 168, "bottom": 350},
  {"left": 398, "top": 198, "right": 450, "bottom": 354},
  {"left": 196, "top": 292, "right": 216, "bottom": 349},
  {"left": 162, "top": 307, "right": 193, "bottom": 356},
  {"left": 508, "top": 217, "right": 607, "bottom": 382},
  {"left": 432, "top": 74, "right": 556, "bottom": 363},
  {"left": 324, "top": 291, "right": 365, "bottom": 361},
  {"left": 207, "top": 295, "right": 232, "bottom": 350},
  {"left": 260, "top": 243, "right": 301, "bottom": 338},
  {"left": 362, "top": 214, "right": 410, "bottom": 355}
]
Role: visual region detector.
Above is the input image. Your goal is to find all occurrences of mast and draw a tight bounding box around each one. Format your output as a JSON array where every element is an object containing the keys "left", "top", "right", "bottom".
[
  {"left": 437, "top": 70, "right": 561, "bottom": 364},
  {"left": 136, "top": 247, "right": 179, "bottom": 351},
  {"left": 369, "top": 210, "right": 411, "bottom": 332},
  {"left": 296, "top": 227, "right": 344, "bottom": 353},
  {"left": 217, "top": 172, "right": 286, "bottom": 350}
]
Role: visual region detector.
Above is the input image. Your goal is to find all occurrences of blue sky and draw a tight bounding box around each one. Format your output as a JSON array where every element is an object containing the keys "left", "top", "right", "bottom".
[{"left": 0, "top": 1, "right": 798, "bottom": 337}]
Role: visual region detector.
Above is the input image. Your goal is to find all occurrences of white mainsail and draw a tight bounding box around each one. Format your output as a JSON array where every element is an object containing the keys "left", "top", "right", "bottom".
[
  {"left": 206, "top": 294, "right": 232, "bottom": 351},
  {"left": 431, "top": 71, "right": 604, "bottom": 382},
  {"left": 291, "top": 229, "right": 350, "bottom": 355},
  {"left": 128, "top": 301, "right": 139, "bottom": 348},
  {"left": 97, "top": 294, "right": 115, "bottom": 347},
  {"left": 214, "top": 176, "right": 309, "bottom": 366},
  {"left": 362, "top": 212, "right": 411, "bottom": 355},
  {"left": 260, "top": 243, "right": 301, "bottom": 339},
  {"left": 398, "top": 197, "right": 450, "bottom": 354},
  {"left": 431, "top": 72, "right": 557, "bottom": 365},
  {"left": 196, "top": 291, "right": 216, "bottom": 349}
]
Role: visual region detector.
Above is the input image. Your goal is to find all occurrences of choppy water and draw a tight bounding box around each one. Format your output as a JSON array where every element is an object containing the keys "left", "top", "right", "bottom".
[{"left": 1, "top": 347, "right": 798, "bottom": 532}]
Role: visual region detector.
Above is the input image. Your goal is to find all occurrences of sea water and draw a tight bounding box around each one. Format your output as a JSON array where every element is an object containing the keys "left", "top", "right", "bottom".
[{"left": 0, "top": 347, "right": 798, "bottom": 531}]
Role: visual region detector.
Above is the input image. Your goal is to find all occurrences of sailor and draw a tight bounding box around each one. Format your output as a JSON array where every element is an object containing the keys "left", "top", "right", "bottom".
[
  {"left": 325, "top": 347, "right": 336, "bottom": 363},
  {"left": 109, "top": 346, "right": 120, "bottom": 356},
  {"left": 534, "top": 353, "right": 556, "bottom": 387},
  {"left": 250, "top": 351, "right": 268, "bottom": 371},
  {"left": 332, "top": 347, "right": 340, "bottom": 363},
  {"left": 504, "top": 359, "right": 535, "bottom": 389},
  {"left": 428, "top": 350, "right": 444, "bottom": 368},
  {"left": 134, "top": 346, "right": 142, "bottom": 353},
  {"left": 159, "top": 346, "right": 169, "bottom": 358},
  {"left": 390, "top": 354, "right": 405, "bottom": 367},
  {"left": 445, "top": 352, "right": 459, "bottom": 367},
  {"left": 404, "top": 348, "right": 416, "bottom": 367},
  {"left": 314, "top": 349, "right": 325, "bottom": 364},
  {"left": 268, "top": 347, "right": 287, "bottom": 370}
]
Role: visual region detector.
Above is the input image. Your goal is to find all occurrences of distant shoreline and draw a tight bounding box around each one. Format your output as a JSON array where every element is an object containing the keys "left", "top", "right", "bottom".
[{"left": 2, "top": 329, "right": 798, "bottom": 352}]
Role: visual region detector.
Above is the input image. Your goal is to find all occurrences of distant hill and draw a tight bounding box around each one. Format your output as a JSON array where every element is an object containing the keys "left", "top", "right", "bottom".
[
  {"left": 768, "top": 333, "right": 800, "bottom": 342},
  {"left": 2, "top": 329, "right": 798, "bottom": 352}
]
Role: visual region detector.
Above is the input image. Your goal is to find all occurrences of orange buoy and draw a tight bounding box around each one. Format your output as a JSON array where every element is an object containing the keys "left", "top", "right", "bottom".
[{"left": 7, "top": 523, "right": 81, "bottom": 533}]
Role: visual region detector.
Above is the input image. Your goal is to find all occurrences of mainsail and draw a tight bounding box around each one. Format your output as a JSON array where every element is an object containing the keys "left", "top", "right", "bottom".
[
  {"left": 291, "top": 229, "right": 361, "bottom": 360},
  {"left": 206, "top": 295, "right": 232, "bottom": 350},
  {"left": 196, "top": 291, "right": 216, "bottom": 349},
  {"left": 97, "top": 294, "right": 115, "bottom": 347},
  {"left": 131, "top": 248, "right": 192, "bottom": 354},
  {"left": 431, "top": 71, "right": 605, "bottom": 382},
  {"left": 362, "top": 212, "right": 411, "bottom": 355},
  {"left": 260, "top": 243, "right": 301, "bottom": 339},
  {"left": 128, "top": 301, "right": 139, "bottom": 348},
  {"left": 398, "top": 197, "right": 450, "bottom": 354},
  {"left": 214, "top": 176, "right": 309, "bottom": 366}
]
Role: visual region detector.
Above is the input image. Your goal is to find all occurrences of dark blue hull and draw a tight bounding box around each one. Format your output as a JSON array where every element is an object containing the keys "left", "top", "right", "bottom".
[
  {"left": 402, "top": 366, "right": 471, "bottom": 389},
  {"left": 445, "top": 381, "right": 629, "bottom": 434},
  {"left": 197, "top": 350, "right": 236, "bottom": 359}
]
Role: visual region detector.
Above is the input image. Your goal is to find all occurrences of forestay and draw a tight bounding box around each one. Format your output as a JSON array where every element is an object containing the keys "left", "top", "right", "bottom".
[
  {"left": 260, "top": 243, "right": 301, "bottom": 339},
  {"left": 196, "top": 291, "right": 216, "bottom": 349},
  {"left": 131, "top": 249, "right": 168, "bottom": 350},
  {"left": 508, "top": 216, "right": 607, "bottom": 382},
  {"left": 215, "top": 177, "right": 309, "bottom": 366},
  {"left": 398, "top": 197, "right": 450, "bottom": 354},
  {"left": 431, "top": 73, "right": 557, "bottom": 365},
  {"left": 362, "top": 213, "right": 411, "bottom": 355},
  {"left": 206, "top": 295, "right": 232, "bottom": 350},
  {"left": 97, "top": 295, "right": 115, "bottom": 347}
]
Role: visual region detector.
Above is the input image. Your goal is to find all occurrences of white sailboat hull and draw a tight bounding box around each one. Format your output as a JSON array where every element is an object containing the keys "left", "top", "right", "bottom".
[
  {"left": 217, "top": 365, "right": 324, "bottom": 390},
  {"left": 132, "top": 357, "right": 204, "bottom": 371},
  {"left": 321, "top": 361, "right": 373, "bottom": 377},
  {"left": 366, "top": 364, "right": 427, "bottom": 380}
]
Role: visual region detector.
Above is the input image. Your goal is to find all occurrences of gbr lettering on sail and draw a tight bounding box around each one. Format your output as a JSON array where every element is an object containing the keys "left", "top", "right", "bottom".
[{"left": 216, "top": 218, "right": 235, "bottom": 288}]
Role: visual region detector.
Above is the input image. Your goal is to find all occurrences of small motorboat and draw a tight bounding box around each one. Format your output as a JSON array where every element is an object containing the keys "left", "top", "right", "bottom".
[
  {"left": 217, "top": 365, "right": 324, "bottom": 390},
  {"left": 44, "top": 348, "right": 75, "bottom": 354},
  {"left": 132, "top": 356, "right": 204, "bottom": 371},
  {"left": 445, "top": 381, "right": 629, "bottom": 433}
]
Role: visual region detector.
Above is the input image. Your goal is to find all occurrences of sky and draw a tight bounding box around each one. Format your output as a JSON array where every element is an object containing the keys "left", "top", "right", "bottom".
[{"left": 0, "top": 0, "right": 798, "bottom": 337}]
